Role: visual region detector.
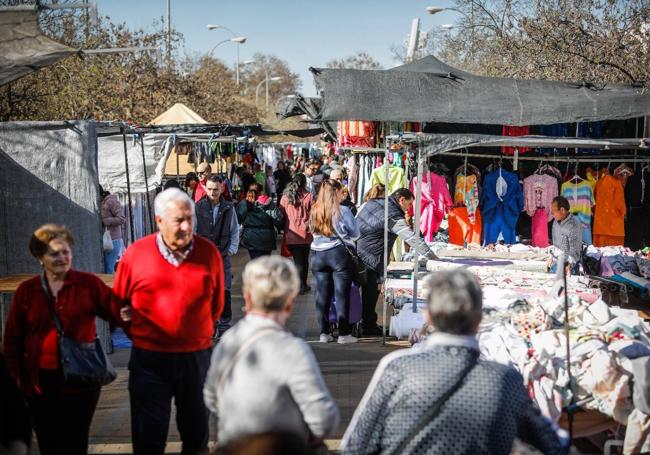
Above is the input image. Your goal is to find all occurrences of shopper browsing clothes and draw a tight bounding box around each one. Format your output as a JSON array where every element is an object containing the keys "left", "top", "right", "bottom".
[
  {"left": 550, "top": 195, "right": 583, "bottom": 273},
  {"left": 341, "top": 269, "right": 565, "bottom": 455},
  {"left": 279, "top": 173, "right": 314, "bottom": 294},
  {"left": 356, "top": 188, "right": 438, "bottom": 336},
  {"left": 203, "top": 256, "right": 340, "bottom": 448},
  {"left": 112, "top": 188, "right": 225, "bottom": 455},
  {"left": 310, "top": 179, "right": 360, "bottom": 344},
  {"left": 3, "top": 224, "right": 116, "bottom": 455},
  {"left": 100, "top": 185, "right": 126, "bottom": 273}
]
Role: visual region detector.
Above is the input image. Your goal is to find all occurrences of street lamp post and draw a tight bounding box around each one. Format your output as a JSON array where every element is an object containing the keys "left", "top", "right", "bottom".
[
  {"left": 255, "top": 74, "right": 282, "bottom": 111},
  {"left": 207, "top": 24, "right": 246, "bottom": 86}
]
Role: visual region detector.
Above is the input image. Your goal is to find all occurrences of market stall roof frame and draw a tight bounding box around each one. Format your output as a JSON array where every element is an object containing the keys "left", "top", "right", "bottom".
[
  {"left": 311, "top": 55, "right": 650, "bottom": 126},
  {"left": 392, "top": 133, "right": 650, "bottom": 157}
]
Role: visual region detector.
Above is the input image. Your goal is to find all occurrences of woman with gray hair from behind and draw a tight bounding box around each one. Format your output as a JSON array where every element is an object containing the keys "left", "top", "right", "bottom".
[
  {"left": 204, "top": 256, "right": 340, "bottom": 450},
  {"left": 341, "top": 269, "right": 566, "bottom": 455}
]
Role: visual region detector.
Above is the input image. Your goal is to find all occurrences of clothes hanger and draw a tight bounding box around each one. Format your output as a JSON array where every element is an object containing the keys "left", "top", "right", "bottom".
[{"left": 571, "top": 159, "right": 583, "bottom": 182}]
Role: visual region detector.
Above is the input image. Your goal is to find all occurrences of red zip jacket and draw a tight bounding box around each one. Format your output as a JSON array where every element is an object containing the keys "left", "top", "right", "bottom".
[
  {"left": 3, "top": 271, "right": 115, "bottom": 395},
  {"left": 112, "top": 234, "right": 224, "bottom": 353}
]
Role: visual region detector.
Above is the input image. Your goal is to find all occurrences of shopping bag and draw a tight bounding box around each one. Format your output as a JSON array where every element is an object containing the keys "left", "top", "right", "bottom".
[
  {"left": 280, "top": 235, "right": 292, "bottom": 257},
  {"left": 328, "top": 283, "right": 362, "bottom": 325},
  {"left": 102, "top": 229, "right": 113, "bottom": 252}
]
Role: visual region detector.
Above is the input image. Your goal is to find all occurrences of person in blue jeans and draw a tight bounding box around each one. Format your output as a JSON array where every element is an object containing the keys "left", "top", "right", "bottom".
[{"left": 310, "top": 179, "right": 360, "bottom": 345}]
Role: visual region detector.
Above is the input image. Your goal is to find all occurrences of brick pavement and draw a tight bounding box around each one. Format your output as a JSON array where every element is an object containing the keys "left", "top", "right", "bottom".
[{"left": 86, "top": 249, "right": 403, "bottom": 454}]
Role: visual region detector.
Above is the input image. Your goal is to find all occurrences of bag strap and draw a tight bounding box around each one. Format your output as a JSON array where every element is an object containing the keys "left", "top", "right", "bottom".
[
  {"left": 332, "top": 228, "right": 357, "bottom": 259},
  {"left": 216, "top": 327, "right": 279, "bottom": 393},
  {"left": 392, "top": 352, "right": 479, "bottom": 455},
  {"left": 40, "top": 273, "right": 64, "bottom": 336}
]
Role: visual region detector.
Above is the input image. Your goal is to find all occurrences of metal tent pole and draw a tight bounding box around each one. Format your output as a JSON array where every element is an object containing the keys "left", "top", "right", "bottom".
[
  {"left": 412, "top": 139, "right": 423, "bottom": 313},
  {"left": 121, "top": 128, "right": 135, "bottom": 244},
  {"left": 139, "top": 134, "right": 155, "bottom": 234},
  {"left": 382, "top": 137, "right": 390, "bottom": 345}
]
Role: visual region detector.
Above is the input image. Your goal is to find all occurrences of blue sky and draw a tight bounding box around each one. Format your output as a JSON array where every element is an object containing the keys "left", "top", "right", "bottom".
[{"left": 98, "top": 0, "right": 457, "bottom": 95}]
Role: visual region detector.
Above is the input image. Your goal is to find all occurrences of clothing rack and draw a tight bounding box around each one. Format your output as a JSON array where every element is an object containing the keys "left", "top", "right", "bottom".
[{"left": 433, "top": 151, "right": 650, "bottom": 163}]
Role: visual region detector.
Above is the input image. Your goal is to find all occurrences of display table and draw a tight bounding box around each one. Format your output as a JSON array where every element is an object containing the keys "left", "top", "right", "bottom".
[{"left": 0, "top": 273, "right": 115, "bottom": 292}]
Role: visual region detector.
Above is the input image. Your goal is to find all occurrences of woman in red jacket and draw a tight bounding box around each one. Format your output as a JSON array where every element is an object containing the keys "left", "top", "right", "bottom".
[
  {"left": 279, "top": 173, "right": 314, "bottom": 294},
  {"left": 3, "top": 224, "right": 116, "bottom": 455}
]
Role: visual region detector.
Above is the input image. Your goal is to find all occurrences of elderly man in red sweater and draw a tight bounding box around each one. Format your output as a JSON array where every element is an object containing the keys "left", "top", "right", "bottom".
[{"left": 113, "top": 188, "right": 224, "bottom": 455}]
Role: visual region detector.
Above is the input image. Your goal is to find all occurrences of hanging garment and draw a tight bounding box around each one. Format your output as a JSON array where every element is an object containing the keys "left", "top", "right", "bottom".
[
  {"left": 448, "top": 207, "right": 482, "bottom": 246},
  {"left": 454, "top": 174, "right": 480, "bottom": 223},
  {"left": 560, "top": 179, "right": 595, "bottom": 245},
  {"left": 345, "top": 155, "right": 359, "bottom": 204},
  {"left": 501, "top": 125, "right": 531, "bottom": 155},
  {"left": 480, "top": 168, "right": 523, "bottom": 245},
  {"left": 337, "top": 121, "right": 375, "bottom": 147},
  {"left": 410, "top": 171, "right": 453, "bottom": 243},
  {"left": 523, "top": 174, "right": 558, "bottom": 219},
  {"left": 593, "top": 175, "right": 627, "bottom": 247},
  {"left": 531, "top": 208, "right": 550, "bottom": 248},
  {"left": 625, "top": 170, "right": 650, "bottom": 250},
  {"left": 538, "top": 123, "right": 570, "bottom": 154},
  {"left": 369, "top": 164, "right": 406, "bottom": 194},
  {"left": 577, "top": 121, "right": 605, "bottom": 154}
]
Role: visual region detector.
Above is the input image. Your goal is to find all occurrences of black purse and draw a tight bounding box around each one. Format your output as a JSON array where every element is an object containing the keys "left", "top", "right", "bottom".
[
  {"left": 41, "top": 274, "right": 117, "bottom": 388},
  {"left": 333, "top": 231, "right": 368, "bottom": 286}
]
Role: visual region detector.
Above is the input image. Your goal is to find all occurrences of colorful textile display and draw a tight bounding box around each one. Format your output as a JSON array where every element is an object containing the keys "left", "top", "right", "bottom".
[
  {"left": 480, "top": 168, "right": 523, "bottom": 244},
  {"left": 337, "top": 121, "right": 375, "bottom": 148},
  {"left": 594, "top": 175, "right": 627, "bottom": 247},
  {"left": 410, "top": 171, "right": 453, "bottom": 243},
  {"left": 448, "top": 207, "right": 482, "bottom": 246},
  {"left": 501, "top": 125, "right": 531, "bottom": 155}
]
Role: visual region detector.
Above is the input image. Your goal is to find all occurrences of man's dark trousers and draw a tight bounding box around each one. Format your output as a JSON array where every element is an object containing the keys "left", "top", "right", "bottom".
[{"left": 129, "top": 347, "right": 212, "bottom": 455}]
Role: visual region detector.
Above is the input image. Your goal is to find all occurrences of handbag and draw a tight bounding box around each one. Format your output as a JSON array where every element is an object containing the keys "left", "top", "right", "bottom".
[
  {"left": 333, "top": 230, "right": 367, "bottom": 286},
  {"left": 102, "top": 229, "right": 113, "bottom": 252},
  {"left": 41, "top": 274, "right": 117, "bottom": 387},
  {"left": 391, "top": 353, "right": 478, "bottom": 455}
]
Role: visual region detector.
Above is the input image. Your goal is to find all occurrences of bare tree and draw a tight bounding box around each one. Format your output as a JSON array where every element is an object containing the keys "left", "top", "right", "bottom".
[
  {"left": 326, "top": 51, "right": 383, "bottom": 70},
  {"left": 391, "top": 0, "right": 650, "bottom": 84},
  {"left": 238, "top": 53, "right": 302, "bottom": 108}
]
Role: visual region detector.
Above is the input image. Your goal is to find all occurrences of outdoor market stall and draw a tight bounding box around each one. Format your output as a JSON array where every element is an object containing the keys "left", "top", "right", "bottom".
[{"left": 307, "top": 54, "right": 650, "bottom": 451}]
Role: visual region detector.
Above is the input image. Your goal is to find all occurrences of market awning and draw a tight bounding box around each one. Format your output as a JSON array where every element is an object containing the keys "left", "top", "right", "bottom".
[
  {"left": 0, "top": 6, "right": 78, "bottom": 86},
  {"left": 311, "top": 55, "right": 650, "bottom": 126}
]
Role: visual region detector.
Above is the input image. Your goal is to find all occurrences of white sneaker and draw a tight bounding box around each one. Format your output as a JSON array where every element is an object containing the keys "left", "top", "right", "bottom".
[
  {"left": 337, "top": 335, "right": 358, "bottom": 344},
  {"left": 319, "top": 333, "right": 334, "bottom": 343}
]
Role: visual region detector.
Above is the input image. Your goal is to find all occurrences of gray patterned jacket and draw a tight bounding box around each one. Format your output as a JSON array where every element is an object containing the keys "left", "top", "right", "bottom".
[{"left": 341, "top": 333, "right": 565, "bottom": 455}]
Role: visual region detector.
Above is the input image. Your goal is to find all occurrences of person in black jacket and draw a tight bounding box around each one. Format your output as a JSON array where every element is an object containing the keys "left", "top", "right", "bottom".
[
  {"left": 355, "top": 188, "right": 437, "bottom": 336},
  {"left": 195, "top": 176, "right": 240, "bottom": 338},
  {"left": 0, "top": 353, "right": 30, "bottom": 455},
  {"left": 236, "top": 185, "right": 284, "bottom": 259}
]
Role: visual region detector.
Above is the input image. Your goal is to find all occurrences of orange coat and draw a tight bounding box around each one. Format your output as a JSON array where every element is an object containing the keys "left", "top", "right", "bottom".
[{"left": 593, "top": 175, "right": 626, "bottom": 237}]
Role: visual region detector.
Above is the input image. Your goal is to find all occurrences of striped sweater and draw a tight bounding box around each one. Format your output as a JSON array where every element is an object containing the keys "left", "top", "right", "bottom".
[{"left": 560, "top": 180, "right": 594, "bottom": 226}]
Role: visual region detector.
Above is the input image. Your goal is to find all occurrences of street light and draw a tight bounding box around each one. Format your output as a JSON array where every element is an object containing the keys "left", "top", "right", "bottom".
[
  {"left": 207, "top": 24, "right": 246, "bottom": 86},
  {"left": 256, "top": 76, "right": 282, "bottom": 111},
  {"left": 426, "top": 6, "right": 447, "bottom": 15}
]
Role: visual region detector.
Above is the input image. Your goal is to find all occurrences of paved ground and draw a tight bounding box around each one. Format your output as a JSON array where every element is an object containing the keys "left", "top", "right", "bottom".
[{"left": 86, "top": 248, "right": 404, "bottom": 454}]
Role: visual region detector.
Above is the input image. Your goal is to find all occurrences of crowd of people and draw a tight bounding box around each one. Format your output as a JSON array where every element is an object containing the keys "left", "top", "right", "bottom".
[{"left": 0, "top": 154, "right": 568, "bottom": 455}]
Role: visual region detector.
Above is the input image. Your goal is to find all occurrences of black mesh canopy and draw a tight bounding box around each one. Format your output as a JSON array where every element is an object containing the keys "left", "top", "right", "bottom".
[
  {"left": 0, "top": 6, "right": 77, "bottom": 86},
  {"left": 312, "top": 56, "right": 650, "bottom": 126}
]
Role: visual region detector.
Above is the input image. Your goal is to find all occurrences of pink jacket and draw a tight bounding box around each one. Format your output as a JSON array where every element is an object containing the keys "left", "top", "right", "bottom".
[
  {"left": 101, "top": 194, "right": 126, "bottom": 240},
  {"left": 410, "top": 172, "right": 453, "bottom": 243},
  {"left": 279, "top": 190, "right": 314, "bottom": 245}
]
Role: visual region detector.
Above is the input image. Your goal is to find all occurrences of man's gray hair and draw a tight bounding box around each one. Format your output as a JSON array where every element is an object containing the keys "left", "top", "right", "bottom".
[
  {"left": 242, "top": 256, "right": 300, "bottom": 312},
  {"left": 423, "top": 269, "right": 482, "bottom": 335},
  {"left": 154, "top": 188, "right": 195, "bottom": 219}
]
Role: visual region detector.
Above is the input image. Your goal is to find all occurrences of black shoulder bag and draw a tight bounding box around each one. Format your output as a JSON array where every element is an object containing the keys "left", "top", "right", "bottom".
[
  {"left": 391, "top": 353, "right": 478, "bottom": 455},
  {"left": 41, "top": 274, "right": 117, "bottom": 387},
  {"left": 333, "top": 231, "right": 367, "bottom": 286}
]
